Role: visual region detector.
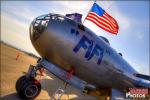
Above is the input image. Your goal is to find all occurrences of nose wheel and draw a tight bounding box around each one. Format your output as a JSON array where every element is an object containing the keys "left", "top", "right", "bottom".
[{"left": 16, "top": 75, "right": 41, "bottom": 99}]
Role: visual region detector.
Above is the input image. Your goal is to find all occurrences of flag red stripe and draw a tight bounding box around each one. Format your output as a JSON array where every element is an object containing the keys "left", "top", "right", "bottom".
[
  {"left": 103, "top": 14, "right": 117, "bottom": 28},
  {"left": 86, "top": 16, "right": 113, "bottom": 32},
  {"left": 88, "top": 13, "right": 117, "bottom": 30},
  {"left": 87, "top": 18, "right": 117, "bottom": 34},
  {"left": 103, "top": 12, "right": 119, "bottom": 29},
  {"left": 86, "top": 17, "right": 117, "bottom": 34},
  {"left": 86, "top": 17, "right": 118, "bottom": 34},
  {"left": 105, "top": 13, "right": 116, "bottom": 23},
  {"left": 86, "top": 16, "right": 117, "bottom": 32},
  {"left": 89, "top": 12, "right": 118, "bottom": 29},
  {"left": 86, "top": 17, "right": 110, "bottom": 32},
  {"left": 104, "top": 13, "right": 116, "bottom": 24},
  {"left": 86, "top": 17, "right": 111, "bottom": 33},
  {"left": 87, "top": 14, "right": 118, "bottom": 32}
]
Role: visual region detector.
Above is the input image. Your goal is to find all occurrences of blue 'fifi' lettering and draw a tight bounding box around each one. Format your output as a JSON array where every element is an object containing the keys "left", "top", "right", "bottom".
[
  {"left": 85, "top": 40, "right": 93, "bottom": 59},
  {"left": 87, "top": 44, "right": 104, "bottom": 64},
  {"left": 73, "top": 35, "right": 91, "bottom": 53},
  {"left": 73, "top": 35, "right": 104, "bottom": 65}
]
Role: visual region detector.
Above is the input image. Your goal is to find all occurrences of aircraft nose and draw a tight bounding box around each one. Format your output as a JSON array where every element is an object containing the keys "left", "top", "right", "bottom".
[{"left": 30, "top": 14, "right": 50, "bottom": 42}]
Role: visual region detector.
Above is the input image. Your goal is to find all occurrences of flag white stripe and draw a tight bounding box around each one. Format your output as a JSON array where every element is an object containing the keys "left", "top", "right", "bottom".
[
  {"left": 88, "top": 13, "right": 117, "bottom": 30},
  {"left": 86, "top": 17, "right": 117, "bottom": 33},
  {"left": 90, "top": 12, "right": 118, "bottom": 28},
  {"left": 105, "top": 13, "right": 116, "bottom": 23},
  {"left": 103, "top": 14, "right": 117, "bottom": 27}
]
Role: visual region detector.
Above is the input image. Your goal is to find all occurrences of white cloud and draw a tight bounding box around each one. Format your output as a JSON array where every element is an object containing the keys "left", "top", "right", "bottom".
[{"left": 48, "top": 1, "right": 93, "bottom": 20}]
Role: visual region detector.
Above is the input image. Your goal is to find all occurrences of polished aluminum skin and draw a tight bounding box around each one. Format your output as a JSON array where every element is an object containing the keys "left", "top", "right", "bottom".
[{"left": 29, "top": 13, "right": 150, "bottom": 90}]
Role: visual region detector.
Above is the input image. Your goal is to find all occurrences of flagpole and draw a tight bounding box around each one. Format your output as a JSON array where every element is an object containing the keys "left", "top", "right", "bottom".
[{"left": 83, "top": 0, "right": 96, "bottom": 23}]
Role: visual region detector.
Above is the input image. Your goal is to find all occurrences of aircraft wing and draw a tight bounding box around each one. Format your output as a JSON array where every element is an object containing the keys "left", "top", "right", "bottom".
[{"left": 134, "top": 73, "right": 150, "bottom": 81}]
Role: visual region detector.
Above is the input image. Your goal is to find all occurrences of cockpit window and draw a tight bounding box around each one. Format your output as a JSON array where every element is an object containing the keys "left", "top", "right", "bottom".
[
  {"left": 51, "top": 15, "right": 65, "bottom": 22},
  {"left": 30, "top": 14, "right": 65, "bottom": 41},
  {"left": 36, "top": 14, "right": 47, "bottom": 20},
  {"left": 30, "top": 14, "right": 50, "bottom": 41},
  {"left": 57, "top": 16, "right": 64, "bottom": 21},
  {"left": 33, "top": 14, "right": 50, "bottom": 31},
  {"left": 45, "top": 16, "right": 50, "bottom": 20}
]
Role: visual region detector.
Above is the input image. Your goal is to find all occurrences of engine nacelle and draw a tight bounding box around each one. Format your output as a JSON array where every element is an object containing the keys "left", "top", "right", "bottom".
[{"left": 99, "top": 36, "right": 110, "bottom": 45}]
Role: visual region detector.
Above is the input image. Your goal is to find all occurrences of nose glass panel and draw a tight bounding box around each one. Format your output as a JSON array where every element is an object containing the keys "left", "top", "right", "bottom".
[{"left": 30, "top": 14, "right": 50, "bottom": 41}]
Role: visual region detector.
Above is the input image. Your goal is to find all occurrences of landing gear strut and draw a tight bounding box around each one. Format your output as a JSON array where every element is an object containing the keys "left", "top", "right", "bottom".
[
  {"left": 16, "top": 62, "right": 43, "bottom": 99},
  {"left": 16, "top": 58, "right": 96, "bottom": 99}
]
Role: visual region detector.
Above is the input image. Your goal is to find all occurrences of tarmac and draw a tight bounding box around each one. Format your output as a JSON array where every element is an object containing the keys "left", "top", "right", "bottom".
[{"left": 0, "top": 42, "right": 97, "bottom": 100}]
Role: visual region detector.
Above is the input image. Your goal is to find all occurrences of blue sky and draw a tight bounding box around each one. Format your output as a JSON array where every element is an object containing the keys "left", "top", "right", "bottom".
[{"left": 1, "top": 1, "right": 149, "bottom": 75}]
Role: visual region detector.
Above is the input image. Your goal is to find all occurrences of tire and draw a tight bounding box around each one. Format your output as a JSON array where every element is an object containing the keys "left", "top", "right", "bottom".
[
  {"left": 16, "top": 75, "right": 28, "bottom": 92},
  {"left": 16, "top": 76, "right": 41, "bottom": 99}
]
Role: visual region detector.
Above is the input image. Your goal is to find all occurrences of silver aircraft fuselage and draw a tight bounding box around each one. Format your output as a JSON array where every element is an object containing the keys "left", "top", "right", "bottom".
[{"left": 29, "top": 13, "right": 149, "bottom": 90}]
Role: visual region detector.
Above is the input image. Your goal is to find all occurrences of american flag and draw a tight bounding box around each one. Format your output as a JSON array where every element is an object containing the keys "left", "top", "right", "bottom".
[{"left": 86, "top": 3, "right": 119, "bottom": 34}]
